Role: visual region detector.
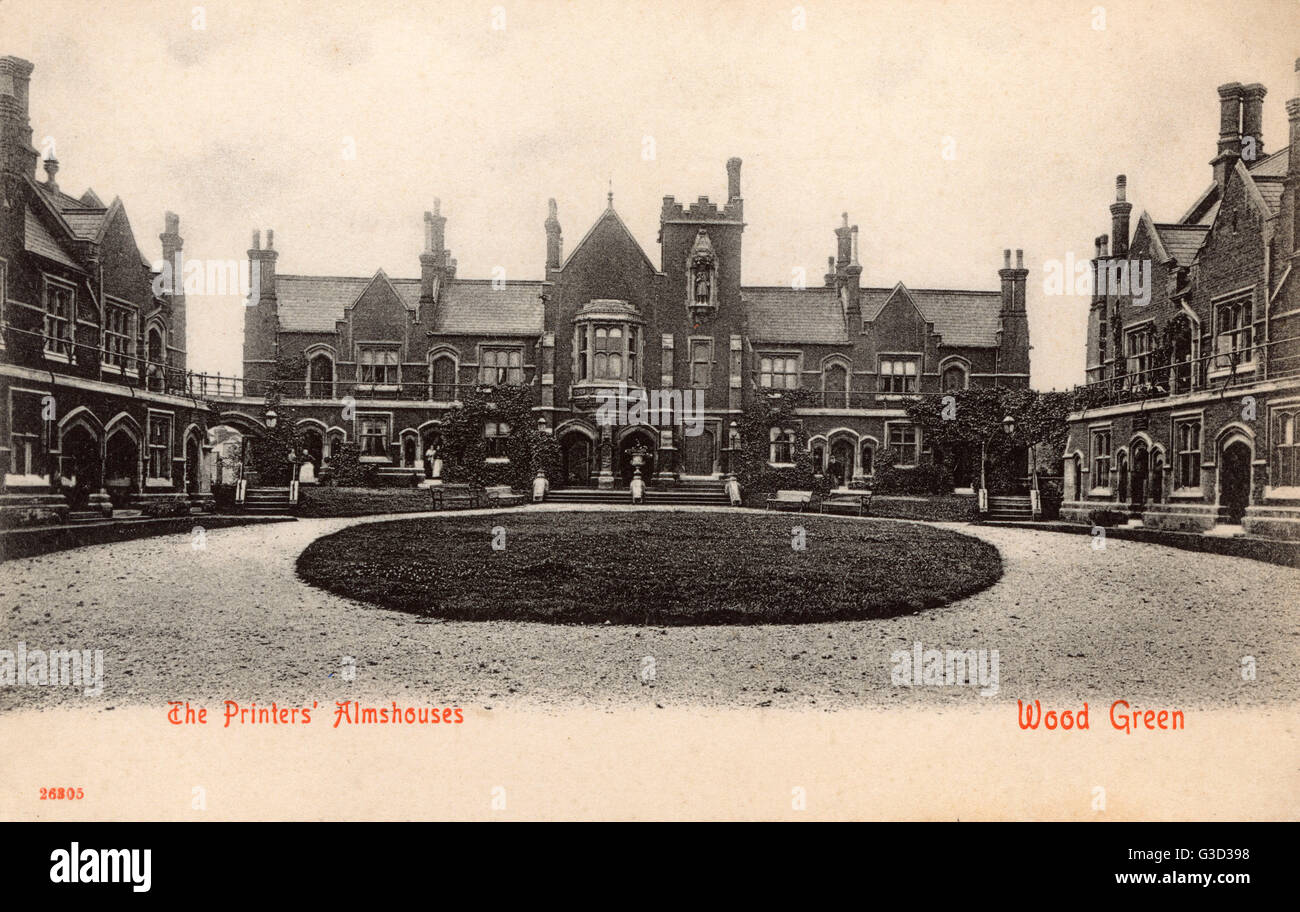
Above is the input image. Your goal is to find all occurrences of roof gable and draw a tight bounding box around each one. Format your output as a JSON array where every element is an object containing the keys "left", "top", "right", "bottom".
[{"left": 562, "top": 206, "right": 660, "bottom": 275}]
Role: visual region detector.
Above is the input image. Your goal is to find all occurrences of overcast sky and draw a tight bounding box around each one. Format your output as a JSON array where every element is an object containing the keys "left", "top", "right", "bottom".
[{"left": 4, "top": 0, "right": 1298, "bottom": 390}]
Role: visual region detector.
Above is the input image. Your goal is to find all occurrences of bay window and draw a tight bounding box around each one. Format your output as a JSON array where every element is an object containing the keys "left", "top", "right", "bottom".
[{"left": 575, "top": 322, "right": 640, "bottom": 384}]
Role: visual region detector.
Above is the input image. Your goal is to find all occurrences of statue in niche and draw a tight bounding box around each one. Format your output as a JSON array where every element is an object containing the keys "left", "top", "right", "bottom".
[{"left": 688, "top": 229, "right": 717, "bottom": 311}]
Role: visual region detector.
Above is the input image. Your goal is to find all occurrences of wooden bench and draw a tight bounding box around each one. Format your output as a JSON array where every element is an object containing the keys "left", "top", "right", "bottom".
[
  {"left": 819, "top": 491, "right": 872, "bottom": 516},
  {"left": 765, "top": 490, "right": 812, "bottom": 512}
]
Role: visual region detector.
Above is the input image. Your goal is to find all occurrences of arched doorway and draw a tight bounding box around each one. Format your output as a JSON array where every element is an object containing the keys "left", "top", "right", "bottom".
[
  {"left": 829, "top": 438, "right": 854, "bottom": 487},
  {"left": 420, "top": 427, "right": 443, "bottom": 479},
  {"left": 860, "top": 442, "right": 875, "bottom": 479},
  {"left": 560, "top": 433, "right": 593, "bottom": 487},
  {"left": 184, "top": 430, "right": 204, "bottom": 495},
  {"left": 61, "top": 424, "right": 101, "bottom": 510},
  {"left": 1116, "top": 450, "right": 1129, "bottom": 503},
  {"left": 1068, "top": 454, "right": 1082, "bottom": 501},
  {"left": 1219, "top": 440, "right": 1252, "bottom": 524},
  {"left": 618, "top": 429, "right": 658, "bottom": 486},
  {"left": 1150, "top": 452, "right": 1163, "bottom": 504},
  {"left": 104, "top": 429, "right": 140, "bottom": 507},
  {"left": 400, "top": 432, "right": 419, "bottom": 468},
  {"left": 301, "top": 428, "right": 325, "bottom": 470},
  {"left": 1130, "top": 441, "right": 1149, "bottom": 511},
  {"left": 681, "top": 426, "right": 716, "bottom": 476}
]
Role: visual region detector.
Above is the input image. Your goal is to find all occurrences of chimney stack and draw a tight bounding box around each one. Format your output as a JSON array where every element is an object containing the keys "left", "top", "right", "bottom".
[
  {"left": 544, "top": 197, "right": 562, "bottom": 271},
  {"left": 247, "top": 227, "right": 278, "bottom": 306},
  {"left": 41, "top": 155, "right": 58, "bottom": 193},
  {"left": 726, "top": 157, "right": 742, "bottom": 201},
  {"left": 835, "top": 212, "right": 852, "bottom": 267},
  {"left": 0, "top": 56, "right": 38, "bottom": 183},
  {"left": 1213, "top": 82, "right": 1244, "bottom": 188},
  {"left": 1110, "top": 175, "right": 1132, "bottom": 257},
  {"left": 420, "top": 200, "right": 450, "bottom": 310},
  {"left": 999, "top": 248, "right": 1028, "bottom": 314},
  {"left": 160, "top": 211, "right": 183, "bottom": 287},
  {"left": 1240, "top": 83, "right": 1267, "bottom": 163}
]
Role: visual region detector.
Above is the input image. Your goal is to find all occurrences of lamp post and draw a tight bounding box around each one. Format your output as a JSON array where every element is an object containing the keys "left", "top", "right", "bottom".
[
  {"left": 979, "top": 414, "right": 1016, "bottom": 511},
  {"left": 264, "top": 408, "right": 278, "bottom": 430}
]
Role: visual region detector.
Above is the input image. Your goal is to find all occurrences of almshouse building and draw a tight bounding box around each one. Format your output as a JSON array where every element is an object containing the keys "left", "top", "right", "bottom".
[
  {"left": 0, "top": 56, "right": 211, "bottom": 523},
  {"left": 232, "top": 158, "right": 1031, "bottom": 489},
  {"left": 1062, "top": 62, "right": 1300, "bottom": 539}
]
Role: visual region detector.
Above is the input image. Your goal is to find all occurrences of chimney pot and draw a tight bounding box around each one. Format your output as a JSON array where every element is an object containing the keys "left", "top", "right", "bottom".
[
  {"left": 251, "top": 230, "right": 260, "bottom": 250},
  {"left": 1115, "top": 174, "right": 1126, "bottom": 202},
  {"left": 42, "top": 156, "right": 58, "bottom": 191},
  {"left": 1015, "top": 249, "right": 1023, "bottom": 269},
  {"left": 1003, "top": 249, "right": 1011, "bottom": 268},
  {"left": 266, "top": 229, "right": 274, "bottom": 249}
]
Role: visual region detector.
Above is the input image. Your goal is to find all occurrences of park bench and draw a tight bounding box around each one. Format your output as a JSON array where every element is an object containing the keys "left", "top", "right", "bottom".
[
  {"left": 819, "top": 490, "right": 872, "bottom": 517},
  {"left": 765, "top": 490, "right": 812, "bottom": 512}
]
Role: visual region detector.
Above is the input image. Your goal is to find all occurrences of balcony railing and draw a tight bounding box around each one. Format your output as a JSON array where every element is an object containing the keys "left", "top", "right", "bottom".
[
  {"left": 759, "top": 388, "right": 922, "bottom": 409},
  {"left": 1072, "top": 337, "right": 1300, "bottom": 411},
  {"left": 182, "top": 376, "right": 480, "bottom": 402}
]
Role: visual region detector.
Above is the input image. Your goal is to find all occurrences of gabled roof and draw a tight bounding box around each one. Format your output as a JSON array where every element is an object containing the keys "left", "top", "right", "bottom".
[
  {"left": 743, "top": 287, "right": 848, "bottom": 344},
  {"left": 561, "top": 205, "right": 661, "bottom": 275},
  {"left": 1177, "top": 144, "right": 1291, "bottom": 225},
  {"left": 1151, "top": 222, "right": 1210, "bottom": 266},
  {"left": 275, "top": 273, "right": 546, "bottom": 336},
  {"left": 860, "top": 285, "right": 1003, "bottom": 348},
  {"left": 23, "top": 205, "right": 80, "bottom": 269}
]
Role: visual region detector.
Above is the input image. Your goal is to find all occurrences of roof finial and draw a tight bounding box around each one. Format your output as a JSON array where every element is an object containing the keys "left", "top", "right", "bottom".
[{"left": 607, "top": 178, "right": 613, "bottom": 209}]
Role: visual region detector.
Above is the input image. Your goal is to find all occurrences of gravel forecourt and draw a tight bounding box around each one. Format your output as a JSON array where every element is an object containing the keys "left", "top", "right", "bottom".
[{"left": 1, "top": 505, "right": 1296, "bottom": 712}]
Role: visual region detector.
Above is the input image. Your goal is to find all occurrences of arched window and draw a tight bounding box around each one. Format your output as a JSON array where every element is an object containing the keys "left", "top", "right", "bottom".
[
  {"left": 147, "top": 326, "right": 165, "bottom": 391},
  {"left": 860, "top": 441, "right": 875, "bottom": 477},
  {"left": 308, "top": 353, "right": 334, "bottom": 399},
  {"left": 430, "top": 353, "right": 457, "bottom": 400},
  {"left": 823, "top": 362, "right": 849, "bottom": 407},
  {"left": 941, "top": 362, "right": 967, "bottom": 392}
]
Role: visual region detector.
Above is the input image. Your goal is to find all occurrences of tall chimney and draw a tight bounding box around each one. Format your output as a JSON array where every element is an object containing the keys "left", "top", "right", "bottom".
[
  {"left": 420, "top": 201, "right": 449, "bottom": 313},
  {"left": 1110, "top": 175, "right": 1132, "bottom": 257},
  {"left": 0, "top": 56, "right": 38, "bottom": 183},
  {"left": 1213, "top": 82, "right": 1244, "bottom": 189},
  {"left": 544, "top": 197, "right": 562, "bottom": 271},
  {"left": 835, "top": 212, "right": 852, "bottom": 267},
  {"left": 999, "top": 248, "right": 1028, "bottom": 313},
  {"left": 1240, "top": 83, "right": 1267, "bottom": 163},
  {"left": 247, "top": 227, "right": 277, "bottom": 307},
  {"left": 726, "top": 157, "right": 742, "bottom": 201}
]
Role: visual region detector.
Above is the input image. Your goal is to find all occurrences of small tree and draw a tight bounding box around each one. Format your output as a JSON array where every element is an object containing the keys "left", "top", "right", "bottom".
[{"left": 733, "top": 389, "right": 828, "bottom": 494}]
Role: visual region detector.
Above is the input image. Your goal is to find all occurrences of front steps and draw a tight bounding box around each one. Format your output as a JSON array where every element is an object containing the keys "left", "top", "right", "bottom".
[
  {"left": 986, "top": 495, "right": 1033, "bottom": 522},
  {"left": 243, "top": 486, "right": 294, "bottom": 515}
]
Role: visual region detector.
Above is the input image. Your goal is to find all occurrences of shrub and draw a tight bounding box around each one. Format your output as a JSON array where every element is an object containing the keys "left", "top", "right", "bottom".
[
  {"left": 1038, "top": 479, "right": 1064, "bottom": 520},
  {"left": 329, "top": 443, "right": 379, "bottom": 488},
  {"left": 872, "top": 451, "right": 953, "bottom": 495},
  {"left": 140, "top": 495, "right": 193, "bottom": 518},
  {"left": 1088, "top": 508, "right": 1128, "bottom": 527}
]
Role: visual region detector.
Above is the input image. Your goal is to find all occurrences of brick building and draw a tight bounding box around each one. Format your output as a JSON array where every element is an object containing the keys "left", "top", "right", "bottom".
[
  {"left": 0, "top": 56, "right": 210, "bottom": 523},
  {"left": 1062, "top": 62, "right": 1300, "bottom": 539},
  {"left": 232, "top": 158, "right": 1030, "bottom": 490}
]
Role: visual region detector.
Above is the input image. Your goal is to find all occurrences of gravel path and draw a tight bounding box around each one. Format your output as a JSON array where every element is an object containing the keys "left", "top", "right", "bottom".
[{"left": 1, "top": 505, "right": 1296, "bottom": 711}]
